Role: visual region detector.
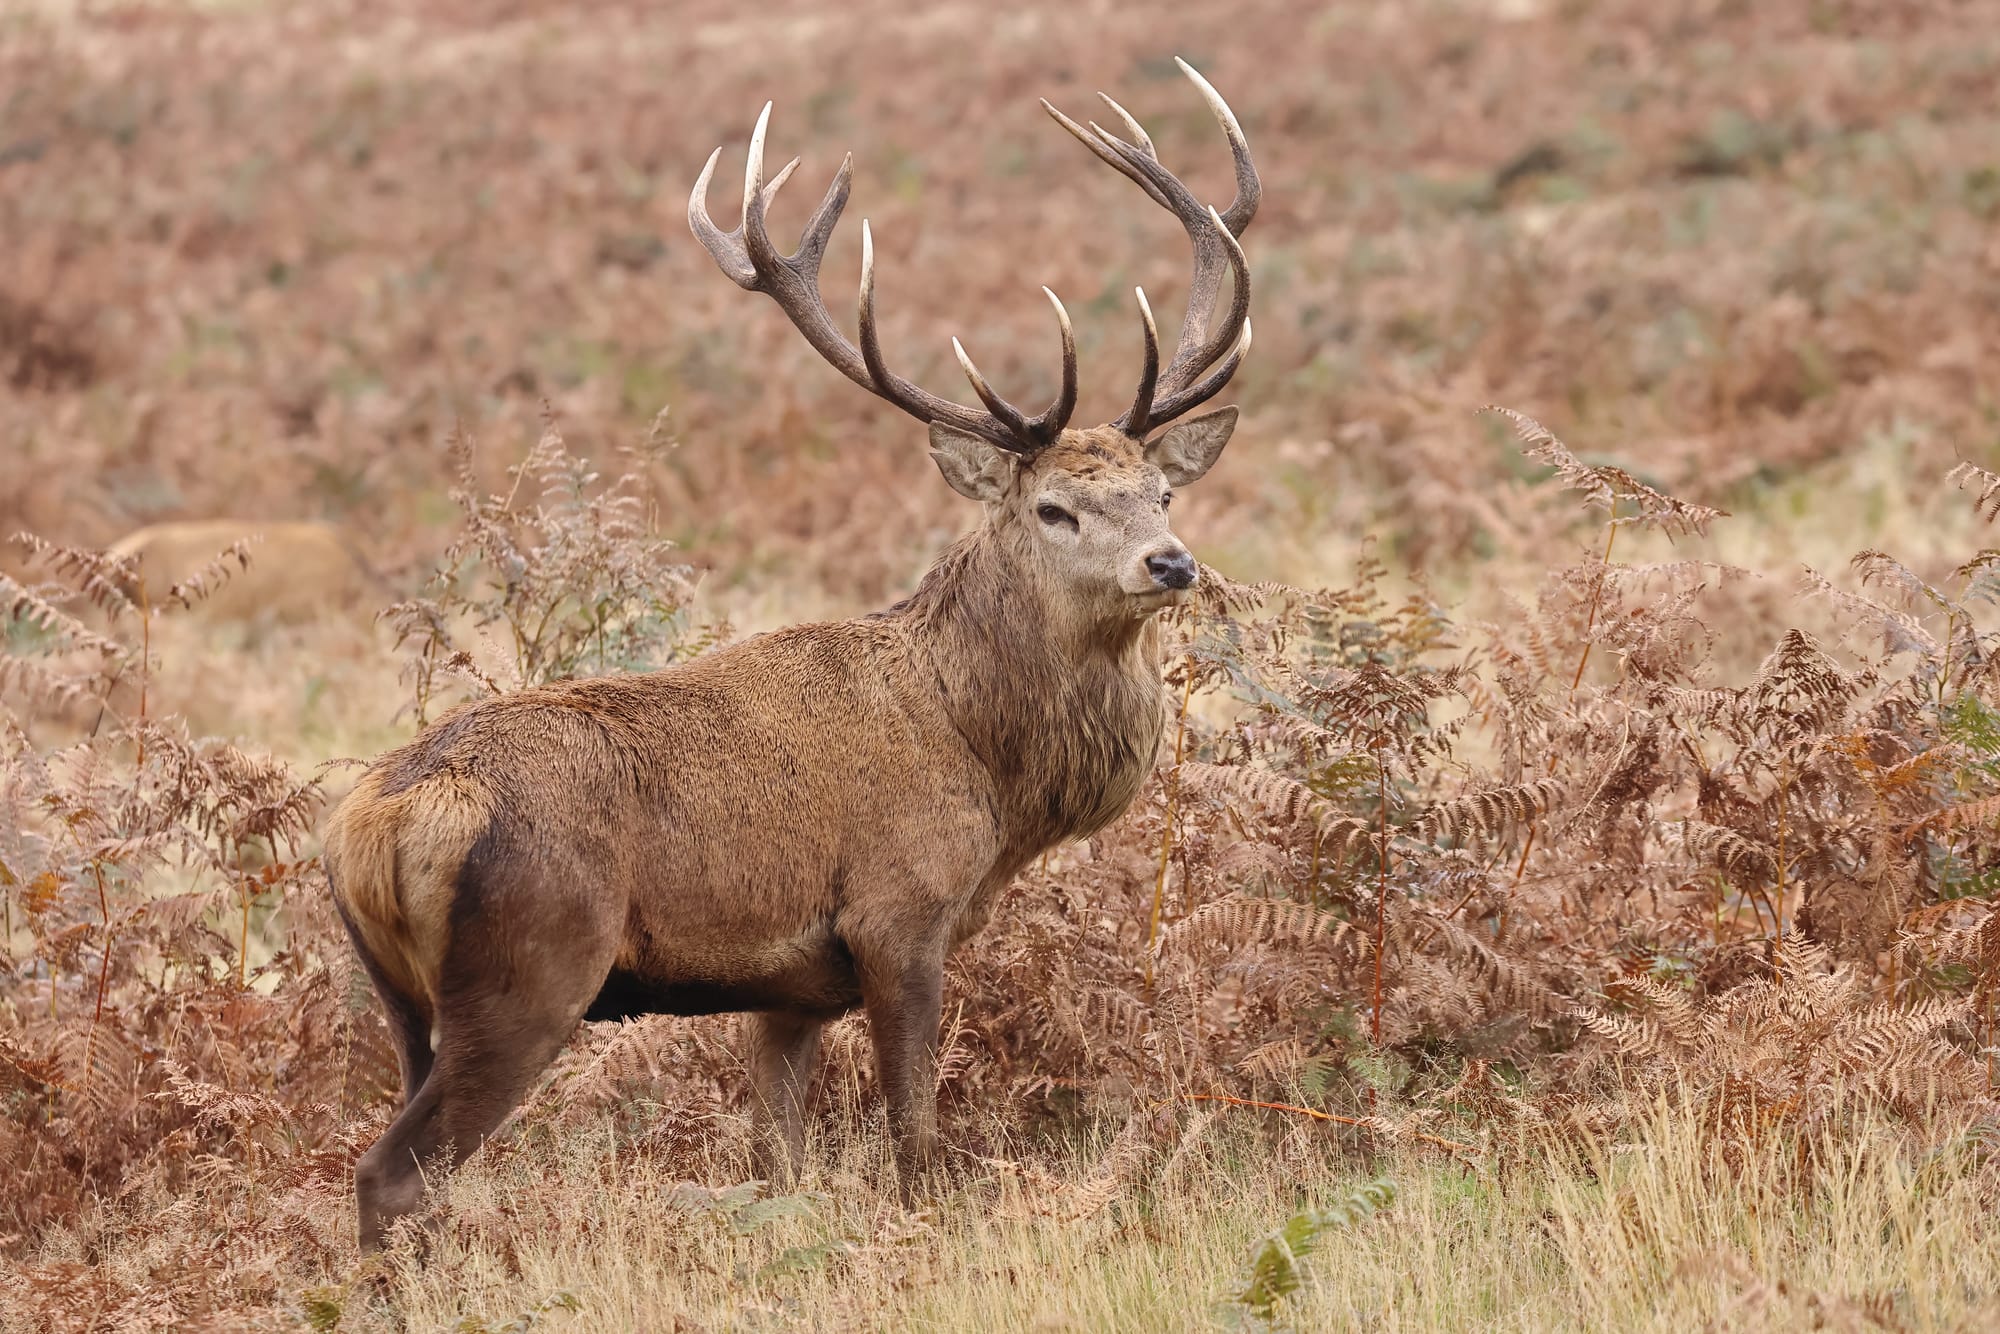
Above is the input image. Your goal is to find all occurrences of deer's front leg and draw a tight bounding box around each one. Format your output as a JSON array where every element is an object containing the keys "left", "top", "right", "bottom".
[{"left": 855, "top": 941, "right": 946, "bottom": 1194}]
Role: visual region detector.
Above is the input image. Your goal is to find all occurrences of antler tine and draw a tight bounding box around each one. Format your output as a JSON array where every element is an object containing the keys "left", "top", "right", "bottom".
[
  {"left": 1176, "top": 203, "right": 1250, "bottom": 397},
  {"left": 1119, "top": 287, "right": 1162, "bottom": 437},
  {"left": 1092, "top": 132, "right": 1248, "bottom": 392},
  {"left": 1094, "top": 93, "right": 1156, "bottom": 159},
  {"left": 1039, "top": 99, "right": 1173, "bottom": 211},
  {"left": 951, "top": 339, "right": 1032, "bottom": 442},
  {"left": 691, "top": 105, "right": 1065, "bottom": 452},
  {"left": 856, "top": 218, "right": 930, "bottom": 422},
  {"left": 794, "top": 153, "right": 854, "bottom": 269},
  {"left": 1030, "top": 287, "right": 1079, "bottom": 439},
  {"left": 1175, "top": 56, "right": 1260, "bottom": 232},
  {"left": 688, "top": 148, "right": 757, "bottom": 290},
  {"left": 1155, "top": 316, "right": 1250, "bottom": 426},
  {"left": 858, "top": 221, "right": 1056, "bottom": 450},
  {"left": 1045, "top": 59, "right": 1258, "bottom": 435},
  {"left": 950, "top": 285, "right": 1079, "bottom": 448}
]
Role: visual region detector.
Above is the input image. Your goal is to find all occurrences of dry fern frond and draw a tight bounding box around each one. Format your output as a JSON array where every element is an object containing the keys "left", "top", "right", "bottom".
[
  {"left": 1799, "top": 565, "right": 1939, "bottom": 658},
  {"left": 1190, "top": 563, "right": 1285, "bottom": 615},
  {"left": 0, "top": 573, "right": 126, "bottom": 662},
  {"left": 1903, "top": 791, "right": 2000, "bottom": 839},
  {"left": 161, "top": 539, "right": 257, "bottom": 611},
  {"left": 1485, "top": 407, "right": 1725, "bottom": 537},
  {"left": 11, "top": 533, "right": 139, "bottom": 618},
  {"left": 1179, "top": 762, "right": 1323, "bottom": 827},
  {"left": 1416, "top": 777, "right": 1565, "bottom": 845},
  {"left": 997, "top": 1114, "right": 1154, "bottom": 1223},
  {"left": 1680, "top": 820, "right": 1779, "bottom": 881},
  {"left": 1947, "top": 461, "right": 2000, "bottom": 523},
  {"left": 1163, "top": 895, "right": 1360, "bottom": 958},
  {"left": 1398, "top": 910, "right": 1555, "bottom": 1016}
]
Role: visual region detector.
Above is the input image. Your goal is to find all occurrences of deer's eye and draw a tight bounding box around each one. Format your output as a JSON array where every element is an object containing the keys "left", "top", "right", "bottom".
[
  {"left": 1036, "top": 502, "right": 1077, "bottom": 529},
  {"left": 1161, "top": 492, "right": 1173, "bottom": 511}
]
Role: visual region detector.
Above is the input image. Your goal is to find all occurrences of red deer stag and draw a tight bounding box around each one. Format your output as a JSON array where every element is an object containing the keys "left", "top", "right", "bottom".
[{"left": 324, "top": 58, "right": 1258, "bottom": 1250}]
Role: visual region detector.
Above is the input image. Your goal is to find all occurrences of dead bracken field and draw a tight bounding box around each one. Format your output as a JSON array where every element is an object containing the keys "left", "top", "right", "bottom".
[{"left": 6, "top": 1, "right": 2000, "bottom": 1330}]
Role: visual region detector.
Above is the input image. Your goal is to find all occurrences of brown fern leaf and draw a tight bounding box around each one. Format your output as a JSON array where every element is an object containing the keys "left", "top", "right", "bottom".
[
  {"left": 1798, "top": 564, "right": 1938, "bottom": 657},
  {"left": 12, "top": 533, "right": 139, "bottom": 618},
  {"left": 1948, "top": 460, "right": 2000, "bottom": 523},
  {"left": 1903, "top": 791, "right": 2000, "bottom": 839},
  {"left": 1751, "top": 629, "right": 1861, "bottom": 741},
  {"left": 1001, "top": 1114, "right": 1154, "bottom": 1222},
  {"left": 1680, "top": 820, "right": 1778, "bottom": 881},
  {"left": 1416, "top": 777, "right": 1565, "bottom": 845},
  {"left": 1400, "top": 910, "right": 1555, "bottom": 1015},
  {"left": 1190, "top": 563, "right": 1285, "bottom": 615},
  {"left": 1485, "top": 407, "right": 1725, "bottom": 537},
  {"left": 0, "top": 573, "right": 127, "bottom": 662},
  {"left": 1179, "top": 762, "right": 1323, "bottom": 827},
  {"left": 162, "top": 539, "right": 257, "bottom": 611},
  {"left": 1163, "top": 895, "right": 1361, "bottom": 958},
  {"left": 1211, "top": 839, "right": 1296, "bottom": 890}
]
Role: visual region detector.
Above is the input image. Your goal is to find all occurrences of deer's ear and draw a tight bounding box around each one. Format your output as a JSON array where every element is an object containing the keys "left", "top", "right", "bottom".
[
  {"left": 1144, "top": 405, "right": 1238, "bottom": 486},
  {"left": 929, "top": 423, "right": 1017, "bottom": 502}
]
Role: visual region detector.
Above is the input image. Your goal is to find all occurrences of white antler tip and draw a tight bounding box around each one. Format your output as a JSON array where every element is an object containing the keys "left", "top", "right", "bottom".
[
  {"left": 951, "top": 338, "right": 989, "bottom": 389},
  {"left": 690, "top": 147, "right": 723, "bottom": 213},
  {"left": 742, "top": 104, "right": 774, "bottom": 213},
  {"left": 1176, "top": 57, "right": 1244, "bottom": 138}
]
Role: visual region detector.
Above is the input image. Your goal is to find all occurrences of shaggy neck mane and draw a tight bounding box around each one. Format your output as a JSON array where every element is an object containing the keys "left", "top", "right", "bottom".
[{"left": 891, "top": 525, "right": 1167, "bottom": 859}]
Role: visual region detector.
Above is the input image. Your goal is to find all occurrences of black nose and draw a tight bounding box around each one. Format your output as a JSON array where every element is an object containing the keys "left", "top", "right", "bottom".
[{"left": 1146, "top": 549, "right": 1198, "bottom": 591}]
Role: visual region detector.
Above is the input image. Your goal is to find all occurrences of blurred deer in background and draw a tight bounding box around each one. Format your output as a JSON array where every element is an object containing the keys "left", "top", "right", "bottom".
[
  {"left": 324, "top": 57, "right": 1258, "bottom": 1250},
  {"left": 107, "top": 519, "right": 377, "bottom": 624}
]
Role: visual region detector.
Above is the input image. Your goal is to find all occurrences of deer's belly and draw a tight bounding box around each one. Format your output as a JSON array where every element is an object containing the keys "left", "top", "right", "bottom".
[{"left": 588, "top": 923, "right": 861, "bottom": 1020}]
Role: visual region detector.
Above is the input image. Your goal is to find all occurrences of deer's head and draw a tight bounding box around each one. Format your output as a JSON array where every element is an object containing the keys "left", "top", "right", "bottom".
[{"left": 690, "top": 59, "right": 1257, "bottom": 622}]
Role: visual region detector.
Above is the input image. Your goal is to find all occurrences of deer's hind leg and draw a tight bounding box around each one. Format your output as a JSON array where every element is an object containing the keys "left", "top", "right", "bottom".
[
  {"left": 747, "top": 1010, "right": 824, "bottom": 1184},
  {"left": 333, "top": 898, "right": 436, "bottom": 1107},
  {"left": 354, "top": 837, "right": 623, "bottom": 1251}
]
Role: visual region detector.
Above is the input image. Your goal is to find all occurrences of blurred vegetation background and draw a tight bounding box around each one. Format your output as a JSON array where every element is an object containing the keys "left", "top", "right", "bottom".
[{"left": 6, "top": 0, "right": 1996, "bottom": 617}]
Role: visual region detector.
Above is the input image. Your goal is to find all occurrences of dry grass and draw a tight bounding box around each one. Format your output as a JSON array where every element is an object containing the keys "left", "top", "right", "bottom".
[
  {"left": 17, "top": 1097, "right": 1997, "bottom": 1332},
  {"left": 7, "top": 0, "right": 2000, "bottom": 1329}
]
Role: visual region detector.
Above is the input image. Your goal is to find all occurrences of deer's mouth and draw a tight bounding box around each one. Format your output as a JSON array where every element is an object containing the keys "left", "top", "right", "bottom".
[{"left": 1128, "top": 585, "right": 1193, "bottom": 614}]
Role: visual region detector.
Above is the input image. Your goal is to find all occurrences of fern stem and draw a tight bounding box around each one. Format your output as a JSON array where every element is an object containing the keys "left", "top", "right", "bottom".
[
  {"left": 136, "top": 578, "right": 150, "bottom": 769},
  {"left": 1371, "top": 747, "right": 1390, "bottom": 1049},
  {"left": 86, "top": 863, "right": 112, "bottom": 1084},
  {"left": 1305, "top": 826, "right": 1323, "bottom": 905},
  {"left": 1145, "top": 673, "right": 1196, "bottom": 989},
  {"left": 1979, "top": 917, "right": 1997, "bottom": 1089},
  {"left": 1774, "top": 756, "right": 1788, "bottom": 943},
  {"left": 238, "top": 871, "right": 251, "bottom": 991},
  {"left": 1487, "top": 515, "right": 1620, "bottom": 936},
  {"left": 1568, "top": 515, "right": 1619, "bottom": 691}
]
